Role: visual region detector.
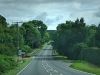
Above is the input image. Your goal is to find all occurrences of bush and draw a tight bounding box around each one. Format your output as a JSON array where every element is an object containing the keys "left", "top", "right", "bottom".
[
  {"left": 71, "top": 43, "right": 88, "bottom": 59},
  {"left": 67, "top": 43, "right": 100, "bottom": 66},
  {"left": 22, "top": 45, "right": 33, "bottom": 53},
  {"left": 0, "top": 55, "right": 17, "bottom": 74},
  {"left": 0, "top": 44, "right": 16, "bottom": 56},
  {"left": 81, "top": 47, "right": 100, "bottom": 66}
]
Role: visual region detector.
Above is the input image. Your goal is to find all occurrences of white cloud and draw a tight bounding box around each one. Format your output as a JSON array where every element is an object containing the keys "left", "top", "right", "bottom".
[{"left": 0, "top": 0, "right": 100, "bottom": 30}]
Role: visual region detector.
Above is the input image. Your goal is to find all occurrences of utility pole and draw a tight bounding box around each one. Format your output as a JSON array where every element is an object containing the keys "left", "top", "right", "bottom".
[
  {"left": 12, "top": 22, "right": 23, "bottom": 56},
  {"left": 12, "top": 21, "right": 23, "bottom": 62}
]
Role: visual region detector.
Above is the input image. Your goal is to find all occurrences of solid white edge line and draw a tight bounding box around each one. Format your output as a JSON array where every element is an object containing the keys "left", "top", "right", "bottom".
[
  {"left": 17, "top": 44, "right": 47, "bottom": 75},
  {"left": 17, "top": 57, "right": 35, "bottom": 75}
]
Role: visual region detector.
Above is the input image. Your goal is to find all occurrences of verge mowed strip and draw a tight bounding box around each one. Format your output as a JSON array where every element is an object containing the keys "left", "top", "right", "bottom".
[{"left": 70, "top": 61, "right": 100, "bottom": 75}]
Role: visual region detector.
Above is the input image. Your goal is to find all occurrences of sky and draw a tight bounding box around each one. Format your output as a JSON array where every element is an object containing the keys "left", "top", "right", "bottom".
[{"left": 0, "top": 0, "right": 100, "bottom": 30}]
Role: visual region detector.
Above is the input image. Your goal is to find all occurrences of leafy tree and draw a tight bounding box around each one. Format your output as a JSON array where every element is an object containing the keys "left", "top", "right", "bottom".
[
  {"left": 52, "top": 18, "right": 100, "bottom": 66},
  {"left": 21, "top": 22, "right": 41, "bottom": 48},
  {"left": 0, "top": 15, "right": 49, "bottom": 74},
  {"left": 0, "top": 15, "right": 7, "bottom": 28}
]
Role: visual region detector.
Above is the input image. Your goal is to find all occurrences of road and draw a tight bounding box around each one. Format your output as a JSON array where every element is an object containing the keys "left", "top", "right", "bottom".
[{"left": 17, "top": 44, "right": 95, "bottom": 75}]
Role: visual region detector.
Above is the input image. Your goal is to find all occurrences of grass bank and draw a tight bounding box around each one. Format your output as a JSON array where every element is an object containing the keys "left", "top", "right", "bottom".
[
  {"left": 2, "top": 44, "right": 45, "bottom": 75},
  {"left": 70, "top": 61, "right": 100, "bottom": 75},
  {"left": 3, "top": 57, "right": 31, "bottom": 75},
  {"left": 52, "top": 50, "right": 68, "bottom": 61}
]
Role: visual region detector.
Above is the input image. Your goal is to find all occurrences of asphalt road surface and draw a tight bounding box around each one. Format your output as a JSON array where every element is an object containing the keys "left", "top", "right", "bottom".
[{"left": 17, "top": 44, "right": 95, "bottom": 75}]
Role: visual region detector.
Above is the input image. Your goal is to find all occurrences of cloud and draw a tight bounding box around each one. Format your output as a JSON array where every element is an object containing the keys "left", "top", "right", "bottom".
[
  {"left": 0, "top": 0, "right": 100, "bottom": 30},
  {"left": 35, "top": 12, "right": 47, "bottom": 21},
  {"left": 0, "top": 0, "right": 77, "bottom": 4},
  {"left": 35, "top": 12, "right": 63, "bottom": 26},
  {"left": 94, "top": 8, "right": 100, "bottom": 17},
  {"left": 0, "top": 0, "right": 99, "bottom": 5}
]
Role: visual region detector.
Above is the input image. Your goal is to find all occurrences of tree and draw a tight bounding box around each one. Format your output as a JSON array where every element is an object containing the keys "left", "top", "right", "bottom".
[
  {"left": 80, "top": 17, "right": 85, "bottom": 27},
  {"left": 52, "top": 17, "right": 100, "bottom": 66},
  {"left": 0, "top": 15, "right": 7, "bottom": 28},
  {"left": 21, "top": 22, "right": 41, "bottom": 48},
  {"left": 80, "top": 17, "right": 84, "bottom": 24}
]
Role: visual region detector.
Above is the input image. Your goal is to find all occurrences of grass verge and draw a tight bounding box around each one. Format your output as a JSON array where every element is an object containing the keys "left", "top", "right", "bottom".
[
  {"left": 3, "top": 57, "right": 32, "bottom": 75},
  {"left": 2, "top": 44, "right": 44, "bottom": 75},
  {"left": 52, "top": 50, "right": 68, "bottom": 61},
  {"left": 70, "top": 61, "right": 100, "bottom": 75}
]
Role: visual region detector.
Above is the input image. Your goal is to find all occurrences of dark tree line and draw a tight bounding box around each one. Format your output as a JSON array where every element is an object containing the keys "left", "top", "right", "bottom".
[
  {"left": 0, "top": 15, "right": 49, "bottom": 55},
  {"left": 52, "top": 18, "right": 100, "bottom": 66},
  {"left": 0, "top": 15, "right": 49, "bottom": 74}
]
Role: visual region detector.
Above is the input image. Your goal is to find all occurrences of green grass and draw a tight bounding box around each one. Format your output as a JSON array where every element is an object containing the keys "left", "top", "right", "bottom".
[
  {"left": 70, "top": 61, "right": 100, "bottom": 75},
  {"left": 2, "top": 57, "right": 32, "bottom": 75},
  {"left": 52, "top": 50, "right": 68, "bottom": 61},
  {"left": 2, "top": 44, "right": 45, "bottom": 75}
]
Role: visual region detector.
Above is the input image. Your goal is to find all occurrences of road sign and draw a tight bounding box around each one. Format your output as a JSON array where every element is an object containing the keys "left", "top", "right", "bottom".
[{"left": 18, "top": 50, "right": 22, "bottom": 56}]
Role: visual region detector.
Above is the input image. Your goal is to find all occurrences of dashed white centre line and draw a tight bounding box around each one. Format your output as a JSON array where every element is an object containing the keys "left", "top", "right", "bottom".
[
  {"left": 42, "top": 60, "right": 64, "bottom": 75},
  {"left": 54, "top": 70, "right": 58, "bottom": 73},
  {"left": 46, "top": 70, "right": 49, "bottom": 73},
  {"left": 49, "top": 68, "right": 53, "bottom": 71}
]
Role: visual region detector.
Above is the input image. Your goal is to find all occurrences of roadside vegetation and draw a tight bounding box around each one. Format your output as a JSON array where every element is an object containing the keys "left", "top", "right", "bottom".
[
  {"left": 3, "top": 45, "right": 43, "bottom": 75},
  {"left": 51, "top": 18, "right": 100, "bottom": 74},
  {"left": 3, "top": 57, "right": 31, "bottom": 75},
  {"left": 70, "top": 61, "right": 100, "bottom": 75},
  {"left": 0, "top": 15, "right": 50, "bottom": 75}
]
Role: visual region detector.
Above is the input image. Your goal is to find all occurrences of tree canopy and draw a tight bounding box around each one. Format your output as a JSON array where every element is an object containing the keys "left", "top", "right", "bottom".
[{"left": 52, "top": 18, "right": 100, "bottom": 66}]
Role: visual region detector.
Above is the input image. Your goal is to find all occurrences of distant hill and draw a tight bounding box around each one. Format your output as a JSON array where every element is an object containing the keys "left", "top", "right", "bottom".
[{"left": 47, "top": 30, "right": 56, "bottom": 33}]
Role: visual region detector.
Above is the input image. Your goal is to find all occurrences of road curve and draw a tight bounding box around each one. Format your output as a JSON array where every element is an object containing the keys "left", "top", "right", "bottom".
[{"left": 17, "top": 44, "right": 95, "bottom": 75}]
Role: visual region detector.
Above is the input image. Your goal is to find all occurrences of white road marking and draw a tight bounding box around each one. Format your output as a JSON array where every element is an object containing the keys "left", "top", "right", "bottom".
[
  {"left": 41, "top": 56, "right": 64, "bottom": 75},
  {"left": 44, "top": 65, "right": 47, "bottom": 70},
  {"left": 49, "top": 68, "right": 53, "bottom": 71},
  {"left": 46, "top": 70, "right": 49, "bottom": 73},
  {"left": 17, "top": 58, "right": 33, "bottom": 75},
  {"left": 54, "top": 70, "right": 58, "bottom": 73}
]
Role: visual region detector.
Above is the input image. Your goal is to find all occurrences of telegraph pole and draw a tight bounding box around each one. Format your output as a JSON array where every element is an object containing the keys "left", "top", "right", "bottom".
[
  {"left": 12, "top": 21, "right": 23, "bottom": 62},
  {"left": 12, "top": 22, "right": 23, "bottom": 56}
]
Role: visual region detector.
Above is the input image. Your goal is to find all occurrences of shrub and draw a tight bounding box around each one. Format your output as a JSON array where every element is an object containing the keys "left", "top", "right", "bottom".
[
  {"left": 81, "top": 47, "right": 100, "bottom": 66},
  {"left": 22, "top": 45, "right": 33, "bottom": 53},
  {"left": 0, "top": 55, "right": 18, "bottom": 74},
  {"left": 0, "top": 44, "right": 16, "bottom": 56}
]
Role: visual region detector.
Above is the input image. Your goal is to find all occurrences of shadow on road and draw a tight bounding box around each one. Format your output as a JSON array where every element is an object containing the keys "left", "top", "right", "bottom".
[
  {"left": 32, "top": 48, "right": 73, "bottom": 62},
  {"left": 33, "top": 55, "right": 68, "bottom": 61}
]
